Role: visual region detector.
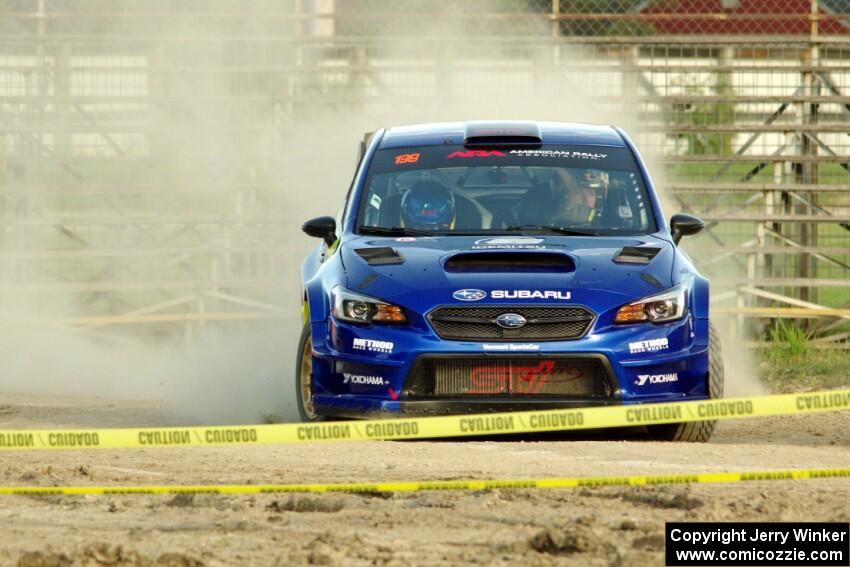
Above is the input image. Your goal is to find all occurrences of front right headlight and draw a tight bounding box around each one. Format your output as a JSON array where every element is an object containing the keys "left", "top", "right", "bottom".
[
  {"left": 614, "top": 285, "right": 687, "bottom": 324},
  {"left": 331, "top": 286, "right": 407, "bottom": 324}
]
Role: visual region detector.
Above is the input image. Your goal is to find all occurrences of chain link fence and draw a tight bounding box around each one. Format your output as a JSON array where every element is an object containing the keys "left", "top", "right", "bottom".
[{"left": 0, "top": 0, "right": 847, "bottom": 344}]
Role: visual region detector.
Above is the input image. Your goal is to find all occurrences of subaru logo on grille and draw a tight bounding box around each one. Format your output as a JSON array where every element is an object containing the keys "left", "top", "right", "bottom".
[
  {"left": 496, "top": 313, "right": 527, "bottom": 329},
  {"left": 453, "top": 289, "right": 486, "bottom": 302}
]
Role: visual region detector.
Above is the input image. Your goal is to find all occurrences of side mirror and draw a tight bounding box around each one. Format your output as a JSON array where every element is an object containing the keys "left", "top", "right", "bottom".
[
  {"left": 302, "top": 216, "right": 337, "bottom": 247},
  {"left": 670, "top": 213, "right": 704, "bottom": 245}
]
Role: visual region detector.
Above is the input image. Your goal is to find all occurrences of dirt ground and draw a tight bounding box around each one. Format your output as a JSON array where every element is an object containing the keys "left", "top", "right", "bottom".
[{"left": 0, "top": 394, "right": 847, "bottom": 567}]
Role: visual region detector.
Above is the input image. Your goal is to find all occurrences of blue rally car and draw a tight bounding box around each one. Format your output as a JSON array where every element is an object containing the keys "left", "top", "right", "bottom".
[{"left": 298, "top": 121, "right": 724, "bottom": 441}]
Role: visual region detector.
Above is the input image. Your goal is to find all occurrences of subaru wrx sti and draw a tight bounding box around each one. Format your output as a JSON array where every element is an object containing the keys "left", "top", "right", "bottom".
[{"left": 298, "top": 121, "right": 723, "bottom": 441}]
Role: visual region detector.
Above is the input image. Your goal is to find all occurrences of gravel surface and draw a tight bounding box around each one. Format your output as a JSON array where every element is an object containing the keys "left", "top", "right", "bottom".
[{"left": 0, "top": 394, "right": 847, "bottom": 566}]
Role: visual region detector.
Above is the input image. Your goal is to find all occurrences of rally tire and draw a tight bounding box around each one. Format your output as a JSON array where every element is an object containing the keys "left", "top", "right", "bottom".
[
  {"left": 296, "top": 323, "right": 327, "bottom": 422},
  {"left": 648, "top": 322, "right": 724, "bottom": 442}
]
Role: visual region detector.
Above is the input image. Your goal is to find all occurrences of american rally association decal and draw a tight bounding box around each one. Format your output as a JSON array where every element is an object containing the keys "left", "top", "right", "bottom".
[
  {"left": 352, "top": 338, "right": 394, "bottom": 354},
  {"left": 635, "top": 372, "right": 678, "bottom": 386},
  {"left": 447, "top": 150, "right": 506, "bottom": 159},
  {"left": 628, "top": 338, "right": 669, "bottom": 354},
  {"left": 509, "top": 149, "right": 608, "bottom": 160}
]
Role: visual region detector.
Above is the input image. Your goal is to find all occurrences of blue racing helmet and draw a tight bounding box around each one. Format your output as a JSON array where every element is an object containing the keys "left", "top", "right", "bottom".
[{"left": 400, "top": 181, "right": 456, "bottom": 230}]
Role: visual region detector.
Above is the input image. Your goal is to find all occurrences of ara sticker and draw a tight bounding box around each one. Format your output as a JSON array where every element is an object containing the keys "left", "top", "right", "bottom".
[{"left": 446, "top": 150, "right": 506, "bottom": 159}]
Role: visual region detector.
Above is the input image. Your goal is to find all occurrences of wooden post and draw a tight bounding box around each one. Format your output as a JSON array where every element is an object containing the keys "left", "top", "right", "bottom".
[{"left": 551, "top": 0, "right": 560, "bottom": 39}]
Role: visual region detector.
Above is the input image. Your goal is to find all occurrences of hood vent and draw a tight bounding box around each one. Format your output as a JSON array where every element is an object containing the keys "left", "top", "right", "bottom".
[
  {"left": 640, "top": 272, "right": 663, "bottom": 289},
  {"left": 613, "top": 246, "right": 661, "bottom": 265},
  {"left": 354, "top": 247, "right": 404, "bottom": 266},
  {"left": 445, "top": 252, "right": 574, "bottom": 273}
]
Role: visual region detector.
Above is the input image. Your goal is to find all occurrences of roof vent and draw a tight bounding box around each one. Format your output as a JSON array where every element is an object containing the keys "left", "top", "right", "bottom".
[{"left": 463, "top": 122, "right": 542, "bottom": 146}]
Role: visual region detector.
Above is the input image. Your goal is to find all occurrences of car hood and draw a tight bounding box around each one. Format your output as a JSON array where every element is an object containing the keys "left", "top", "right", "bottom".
[{"left": 340, "top": 234, "right": 675, "bottom": 313}]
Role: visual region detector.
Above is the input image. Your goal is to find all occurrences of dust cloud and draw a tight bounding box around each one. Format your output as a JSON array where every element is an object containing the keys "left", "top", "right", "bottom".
[
  {"left": 0, "top": 4, "right": 762, "bottom": 426},
  {"left": 719, "top": 323, "right": 770, "bottom": 397}
]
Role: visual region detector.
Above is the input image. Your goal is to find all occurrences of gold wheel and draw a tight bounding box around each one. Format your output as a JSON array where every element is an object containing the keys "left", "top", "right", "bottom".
[{"left": 298, "top": 330, "right": 319, "bottom": 420}]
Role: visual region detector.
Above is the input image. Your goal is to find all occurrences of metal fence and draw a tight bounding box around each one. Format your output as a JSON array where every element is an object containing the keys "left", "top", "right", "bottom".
[{"left": 0, "top": 0, "right": 847, "bottom": 345}]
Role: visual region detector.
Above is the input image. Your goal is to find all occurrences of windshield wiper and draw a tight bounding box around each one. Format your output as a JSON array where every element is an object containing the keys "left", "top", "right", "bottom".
[
  {"left": 357, "top": 225, "right": 436, "bottom": 237},
  {"left": 505, "top": 225, "right": 598, "bottom": 236}
]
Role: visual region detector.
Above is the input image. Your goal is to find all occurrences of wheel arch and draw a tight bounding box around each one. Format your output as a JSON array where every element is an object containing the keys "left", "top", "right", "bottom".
[{"left": 690, "top": 274, "right": 710, "bottom": 320}]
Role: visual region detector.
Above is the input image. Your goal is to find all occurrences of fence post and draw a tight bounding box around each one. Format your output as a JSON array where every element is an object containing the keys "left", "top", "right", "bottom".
[
  {"left": 805, "top": 0, "right": 820, "bottom": 310},
  {"left": 54, "top": 44, "right": 72, "bottom": 161},
  {"left": 792, "top": 0, "right": 820, "bottom": 314},
  {"left": 551, "top": 0, "right": 561, "bottom": 68}
]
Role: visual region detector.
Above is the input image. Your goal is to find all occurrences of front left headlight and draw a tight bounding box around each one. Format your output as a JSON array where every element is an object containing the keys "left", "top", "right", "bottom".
[
  {"left": 332, "top": 286, "right": 407, "bottom": 324},
  {"left": 614, "top": 285, "right": 687, "bottom": 324}
]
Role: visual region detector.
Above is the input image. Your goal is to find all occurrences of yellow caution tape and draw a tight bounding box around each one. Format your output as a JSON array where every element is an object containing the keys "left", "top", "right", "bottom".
[
  {"left": 1, "top": 467, "right": 848, "bottom": 496},
  {"left": 0, "top": 389, "right": 847, "bottom": 451}
]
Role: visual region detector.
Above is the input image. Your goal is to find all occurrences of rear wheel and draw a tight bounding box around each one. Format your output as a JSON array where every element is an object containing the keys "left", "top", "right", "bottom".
[
  {"left": 647, "top": 322, "right": 724, "bottom": 442},
  {"left": 296, "top": 323, "right": 326, "bottom": 422}
]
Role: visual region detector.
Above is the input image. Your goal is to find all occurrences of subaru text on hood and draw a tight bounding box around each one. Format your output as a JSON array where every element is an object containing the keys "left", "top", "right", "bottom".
[{"left": 297, "top": 121, "right": 723, "bottom": 442}]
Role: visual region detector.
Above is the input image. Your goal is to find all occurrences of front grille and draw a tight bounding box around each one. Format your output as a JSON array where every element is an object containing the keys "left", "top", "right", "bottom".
[
  {"left": 429, "top": 305, "right": 594, "bottom": 341},
  {"left": 406, "top": 357, "right": 611, "bottom": 398}
]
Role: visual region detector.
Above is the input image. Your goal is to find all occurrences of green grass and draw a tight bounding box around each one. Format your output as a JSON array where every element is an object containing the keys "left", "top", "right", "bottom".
[
  {"left": 758, "top": 320, "right": 850, "bottom": 392},
  {"left": 766, "top": 320, "right": 810, "bottom": 358},
  {"left": 664, "top": 162, "right": 850, "bottom": 185},
  {"left": 759, "top": 348, "right": 849, "bottom": 392},
  {"left": 816, "top": 222, "right": 850, "bottom": 309}
]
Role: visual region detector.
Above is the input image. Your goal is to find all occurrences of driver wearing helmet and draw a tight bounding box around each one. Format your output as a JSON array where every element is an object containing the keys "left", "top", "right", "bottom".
[
  {"left": 548, "top": 168, "right": 608, "bottom": 226},
  {"left": 400, "top": 180, "right": 456, "bottom": 231}
]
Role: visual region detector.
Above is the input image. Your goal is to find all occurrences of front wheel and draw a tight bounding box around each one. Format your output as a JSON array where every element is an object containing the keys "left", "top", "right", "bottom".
[
  {"left": 647, "top": 322, "right": 724, "bottom": 442},
  {"left": 296, "top": 323, "right": 326, "bottom": 422}
]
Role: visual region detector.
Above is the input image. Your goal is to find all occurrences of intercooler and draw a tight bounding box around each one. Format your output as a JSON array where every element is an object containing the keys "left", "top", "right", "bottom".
[{"left": 405, "top": 357, "right": 612, "bottom": 398}]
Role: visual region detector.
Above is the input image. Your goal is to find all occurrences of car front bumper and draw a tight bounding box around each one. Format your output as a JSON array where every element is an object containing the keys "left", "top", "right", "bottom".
[{"left": 309, "top": 314, "right": 710, "bottom": 418}]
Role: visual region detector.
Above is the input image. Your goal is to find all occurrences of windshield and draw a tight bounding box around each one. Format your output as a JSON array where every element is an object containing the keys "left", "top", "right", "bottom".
[{"left": 356, "top": 145, "right": 657, "bottom": 236}]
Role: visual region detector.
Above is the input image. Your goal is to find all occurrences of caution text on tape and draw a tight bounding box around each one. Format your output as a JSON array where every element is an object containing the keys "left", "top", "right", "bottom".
[
  {"left": 1, "top": 467, "right": 848, "bottom": 496},
  {"left": 0, "top": 389, "right": 847, "bottom": 451}
]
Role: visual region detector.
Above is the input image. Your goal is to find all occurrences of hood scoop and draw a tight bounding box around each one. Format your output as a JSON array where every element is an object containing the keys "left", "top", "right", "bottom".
[
  {"left": 445, "top": 252, "right": 574, "bottom": 273},
  {"left": 613, "top": 246, "right": 661, "bottom": 265},
  {"left": 354, "top": 247, "right": 404, "bottom": 266}
]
